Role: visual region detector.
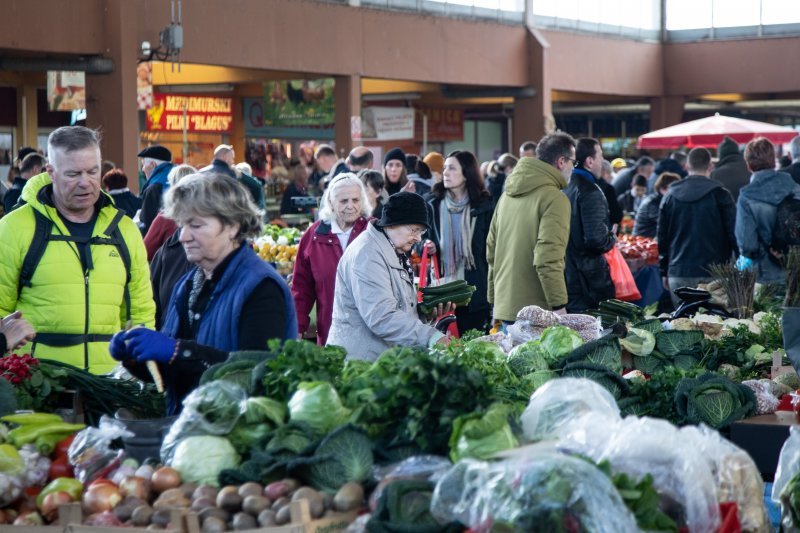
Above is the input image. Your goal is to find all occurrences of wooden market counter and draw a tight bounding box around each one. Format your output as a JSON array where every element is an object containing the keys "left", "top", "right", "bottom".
[{"left": 730, "top": 413, "right": 797, "bottom": 481}]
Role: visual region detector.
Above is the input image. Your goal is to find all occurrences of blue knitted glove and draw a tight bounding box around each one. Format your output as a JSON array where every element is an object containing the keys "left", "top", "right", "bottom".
[
  {"left": 108, "top": 330, "right": 131, "bottom": 361},
  {"left": 735, "top": 255, "right": 754, "bottom": 271},
  {"left": 124, "top": 328, "right": 177, "bottom": 364}
]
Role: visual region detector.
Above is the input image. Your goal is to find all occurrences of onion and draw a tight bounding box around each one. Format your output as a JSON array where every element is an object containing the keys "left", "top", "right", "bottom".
[
  {"left": 151, "top": 466, "right": 181, "bottom": 493},
  {"left": 40, "top": 491, "right": 73, "bottom": 522},
  {"left": 135, "top": 464, "right": 155, "bottom": 481},
  {"left": 119, "top": 476, "right": 151, "bottom": 501},
  {"left": 110, "top": 464, "right": 137, "bottom": 485},
  {"left": 82, "top": 483, "right": 122, "bottom": 514},
  {"left": 83, "top": 511, "right": 123, "bottom": 527}
]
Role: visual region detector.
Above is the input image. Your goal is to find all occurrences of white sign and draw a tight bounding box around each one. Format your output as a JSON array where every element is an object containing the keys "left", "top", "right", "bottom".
[{"left": 361, "top": 107, "right": 415, "bottom": 141}]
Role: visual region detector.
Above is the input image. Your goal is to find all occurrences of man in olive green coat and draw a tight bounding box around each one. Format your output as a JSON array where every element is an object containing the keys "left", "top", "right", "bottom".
[{"left": 487, "top": 132, "right": 574, "bottom": 323}]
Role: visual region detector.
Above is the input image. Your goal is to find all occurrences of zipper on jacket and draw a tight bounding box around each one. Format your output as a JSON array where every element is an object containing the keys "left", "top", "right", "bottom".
[{"left": 83, "top": 272, "right": 90, "bottom": 371}]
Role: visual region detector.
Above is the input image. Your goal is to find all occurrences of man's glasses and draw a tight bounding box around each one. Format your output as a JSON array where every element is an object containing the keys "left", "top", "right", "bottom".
[{"left": 566, "top": 157, "right": 577, "bottom": 166}]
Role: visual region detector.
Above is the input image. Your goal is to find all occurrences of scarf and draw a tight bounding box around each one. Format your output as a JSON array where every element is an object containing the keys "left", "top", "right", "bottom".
[
  {"left": 439, "top": 194, "right": 475, "bottom": 277},
  {"left": 378, "top": 226, "right": 414, "bottom": 284}
]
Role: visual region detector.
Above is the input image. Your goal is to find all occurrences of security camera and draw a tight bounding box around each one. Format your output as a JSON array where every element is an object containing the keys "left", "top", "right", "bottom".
[{"left": 141, "top": 41, "right": 151, "bottom": 56}]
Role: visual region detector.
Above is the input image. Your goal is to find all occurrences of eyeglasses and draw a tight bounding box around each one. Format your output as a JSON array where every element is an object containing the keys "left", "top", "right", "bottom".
[
  {"left": 565, "top": 157, "right": 577, "bottom": 166},
  {"left": 406, "top": 226, "right": 427, "bottom": 237}
]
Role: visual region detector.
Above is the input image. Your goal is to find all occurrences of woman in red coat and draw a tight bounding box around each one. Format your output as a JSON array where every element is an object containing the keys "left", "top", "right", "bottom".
[{"left": 291, "top": 173, "right": 373, "bottom": 344}]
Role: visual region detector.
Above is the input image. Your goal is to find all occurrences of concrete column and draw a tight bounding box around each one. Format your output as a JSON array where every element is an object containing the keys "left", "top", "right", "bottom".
[
  {"left": 512, "top": 28, "right": 552, "bottom": 151},
  {"left": 86, "top": 0, "right": 140, "bottom": 191},
  {"left": 649, "top": 96, "right": 685, "bottom": 132},
  {"left": 333, "top": 74, "right": 361, "bottom": 157},
  {"left": 17, "top": 84, "right": 39, "bottom": 150}
]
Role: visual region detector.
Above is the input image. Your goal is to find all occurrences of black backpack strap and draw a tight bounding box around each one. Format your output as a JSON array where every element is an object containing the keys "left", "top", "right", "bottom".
[
  {"left": 90, "top": 208, "right": 132, "bottom": 322},
  {"left": 18, "top": 210, "right": 54, "bottom": 298}
]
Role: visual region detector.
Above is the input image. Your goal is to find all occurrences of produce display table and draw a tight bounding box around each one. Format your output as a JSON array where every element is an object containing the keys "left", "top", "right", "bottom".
[{"left": 729, "top": 414, "right": 795, "bottom": 481}]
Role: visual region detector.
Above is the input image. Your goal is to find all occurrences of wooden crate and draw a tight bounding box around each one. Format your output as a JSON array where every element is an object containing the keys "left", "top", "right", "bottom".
[{"left": 185, "top": 500, "right": 358, "bottom": 533}]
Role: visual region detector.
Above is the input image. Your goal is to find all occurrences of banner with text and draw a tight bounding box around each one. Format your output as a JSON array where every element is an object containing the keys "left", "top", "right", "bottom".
[
  {"left": 146, "top": 93, "right": 233, "bottom": 133},
  {"left": 414, "top": 108, "right": 464, "bottom": 141},
  {"left": 362, "top": 106, "right": 415, "bottom": 141}
]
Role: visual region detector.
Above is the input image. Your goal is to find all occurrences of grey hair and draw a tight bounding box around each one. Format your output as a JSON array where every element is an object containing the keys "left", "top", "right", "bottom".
[
  {"left": 791, "top": 135, "right": 800, "bottom": 159},
  {"left": 47, "top": 126, "right": 100, "bottom": 160},
  {"left": 235, "top": 162, "right": 253, "bottom": 175},
  {"left": 167, "top": 164, "right": 197, "bottom": 187},
  {"left": 163, "top": 172, "right": 262, "bottom": 240},
  {"left": 318, "top": 172, "right": 372, "bottom": 223},
  {"left": 601, "top": 159, "right": 613, "bottom": 175}
]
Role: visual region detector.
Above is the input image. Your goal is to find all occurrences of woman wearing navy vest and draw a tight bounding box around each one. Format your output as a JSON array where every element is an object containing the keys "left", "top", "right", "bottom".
[{"left": 110, "top": 172, "right": 297, "bottom": 414}]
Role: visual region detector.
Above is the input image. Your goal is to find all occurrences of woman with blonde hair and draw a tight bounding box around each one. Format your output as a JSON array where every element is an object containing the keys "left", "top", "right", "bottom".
[{"left": 292, "top": 173, "right": 373, "bottom": 344}]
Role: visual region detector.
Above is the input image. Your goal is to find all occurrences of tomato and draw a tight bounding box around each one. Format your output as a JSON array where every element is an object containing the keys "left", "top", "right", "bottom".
[
  {"left": 48, "top": 456, "right": 74, "bottom": 480},
  {"left": 53, "top": 435, "right": 75, "bottom": 459}
]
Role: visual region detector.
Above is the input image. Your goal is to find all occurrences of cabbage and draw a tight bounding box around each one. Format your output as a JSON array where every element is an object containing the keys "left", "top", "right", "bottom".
[
  {"left": 242, "top": 397, "right": 286, "bottom": 426},
  {"left": 464, "top": 340, "right": 506, "bottom": 362},
  {"left": 674, "top": 373, "right": 756, "bottom": 429},
  {"left": 288, "top": 381, "right": 350, "bottom": 435},
  {"left": 539, "top": 326, "right": 584, "bottom": 364},
  {"left": 172, "top": 436, "right": 240, "bottom": 487},
  {"left": 619, "top": 328, "right": 656, "bottom": 356},
  {"left": 448, "top": 403, "right": 519, "bottom": 462},
  {"left": 290, "top": 424, "right": 374, "bottom": 493},
  {"left": 506, "top": 341, "right": 550, "bottom": 376}
]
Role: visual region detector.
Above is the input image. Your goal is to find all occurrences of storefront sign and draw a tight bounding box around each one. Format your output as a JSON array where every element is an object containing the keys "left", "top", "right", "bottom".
[
  {"left": 414, "top": 108, "right": 464, "bottom": 141},
  {"left": 47, "top": 71, "right": 85, "bottom": 111},
  {"left": 243, "top": 98, "right": 334, "bottom": 140},
  {"left": 146, "top": 93, "right": 233, "bottom": 133},
  {"left": 361, "top": 107, "right": 415, "bottom": 141},
  {"left": 262, "top": 78, "right": 335, "bottom": 127}
]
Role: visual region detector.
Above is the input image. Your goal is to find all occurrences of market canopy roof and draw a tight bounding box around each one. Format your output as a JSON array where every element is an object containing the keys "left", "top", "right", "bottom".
[{"left": 636, "top": 113, "right": 799, "bottom": 149}]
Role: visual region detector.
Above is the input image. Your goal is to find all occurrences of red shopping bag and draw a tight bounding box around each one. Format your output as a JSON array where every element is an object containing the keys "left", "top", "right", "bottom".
[
  {"left": 418, "top": 246, "right": 460, "bottom": 338},
  {"left": 604, "top": 246, "right": 642, "bottom": 302}
]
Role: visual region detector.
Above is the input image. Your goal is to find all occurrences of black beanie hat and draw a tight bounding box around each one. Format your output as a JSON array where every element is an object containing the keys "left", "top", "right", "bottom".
[
  {"left": 383, "top": 147, "right": 406, "bottom": 167},
  {"left": 378, "top": 192, "right": 430, "bottom": 229},
  {"left": 718, "top": 136, "right": 739, "bottom": 159}
]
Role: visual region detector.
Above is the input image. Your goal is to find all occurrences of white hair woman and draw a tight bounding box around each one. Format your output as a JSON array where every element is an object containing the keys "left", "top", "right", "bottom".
[{"left": 291, "top": 172, "right": 373, "bottom": 344}]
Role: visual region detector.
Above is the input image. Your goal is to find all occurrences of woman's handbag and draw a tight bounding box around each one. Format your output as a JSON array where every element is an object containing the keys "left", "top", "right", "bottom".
[
  {"left": 604, "top": 246, "right": 642, "bottom": 302},
  {"left": 418, "top": 246, "right": 460, "bottom": 338}
]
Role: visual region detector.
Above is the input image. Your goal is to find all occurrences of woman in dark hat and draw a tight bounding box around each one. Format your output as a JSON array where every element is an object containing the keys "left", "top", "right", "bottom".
[
  {"left": 327, "top": 192, "right": 452, "bottom": 361},
  {"left": 383, "top": 147, "right": 413, "bottom": 195}
]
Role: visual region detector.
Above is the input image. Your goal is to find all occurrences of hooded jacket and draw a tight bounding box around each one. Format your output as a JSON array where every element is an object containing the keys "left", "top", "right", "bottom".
[
  {"left": 487, "top": 157, "right": 571, "bottom": 321},
  {"left": 711, "top": 153, "right": 750, "bottom": 201},
  {"left": 139, "top": 161, "right": 174, "bottom": 235},
  {"left": 0, "top": 172, "right": 155, "bottom": 374},
  {"left": 658, "top": 175, "right": 737, "bottom": 278},
  {"left": 735, "top": 169, "right": 800, "bottom": 283},
  {"left": 564, "top": 169, "right": 616, "bottom": 312}
]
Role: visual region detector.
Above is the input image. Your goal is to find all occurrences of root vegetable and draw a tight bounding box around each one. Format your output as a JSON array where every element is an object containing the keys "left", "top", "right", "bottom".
[
  {"left": 40, "top": 491, "right": 73, "bottom": 522},
  {"left": 242, "top": 495, "right": 269, "bottom": 516},
  {"left": 82, "top": 483, "right": 122, "bottom": 514},
  {"left": 216, "top": 486, "right": 243, "bottom": 513},
  {"left": 275, "top": 505, "right": 291, "bottom": 525},
  {"left": 202, "top": 516, "right": 226, "bottom": 533},
  {"left": 238, "top": 482, "right": 263, "bottom": 499},
  {"left": 151, "top": 467, "right": 181, "bottom": 493},
  {"left": 271, "top": 496, "right": 289, "bottom": 512},
  {"left": 131, "top": 505, "right": 154, "bottom": 527},
  {"left": 264, "top": 481, "right": 289, "bottom": 501},
  {"left": 232, "top": 512, "right": 257, "bottom": 530},
  {"left": 333, "top": 482, "right": 364, "bottom": 512},
  {"left": 119, "top": 476, "right": 151, "bottom": 501},
  {"left": 257, "top": 509, "right": 277, "bottom": 527}
]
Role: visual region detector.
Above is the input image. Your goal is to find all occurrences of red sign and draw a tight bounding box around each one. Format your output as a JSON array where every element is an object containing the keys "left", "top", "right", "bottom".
[
  {"left": 146, "top": 93, "right": 233, "bottom": 133},
  {"left": 414, "top": 108, "right": 464, "bottom": 141}
]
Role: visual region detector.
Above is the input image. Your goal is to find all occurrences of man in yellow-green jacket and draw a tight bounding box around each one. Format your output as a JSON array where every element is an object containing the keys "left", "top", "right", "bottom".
[
  {"left": 487, "top": 132, "right": 574, "bottom": 324},
  {"left": 0, "top": 126, "right": 155, "bottom": 374}
]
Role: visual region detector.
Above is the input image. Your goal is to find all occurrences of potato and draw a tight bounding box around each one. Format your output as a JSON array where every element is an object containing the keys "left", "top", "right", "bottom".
[
  {"left": 232, "top": 512, "right": 257, "bottom": 530},
  {"left": 201, "top": 516, "right": 226, "bottom": 533},
  {"left": 264, "top": 481, "right": 289, "bottom": 501},
  {"left": 180, "top": 483, "right": 198, "bottom": 500},
  {"left": 131, "top": 505, "right": 154, "bottom": 528},
  {"left": 192, "top": 497, "right": 216, "bottom": 511},
  {"left": 275, "top": 505, "right": 291, "bottom": 525},
  {"left": 271, "top": 496, "right": 289, "bottom": 512},
  {"left": 237, "top": 482, "right": 263, "bottom": 499},
  {"left": 198, "top": 507, "right": 229, "bottom": 524},
  {"left": 257, "top": 509, "right": 277, "bottom": 527},
  {"left": 193, "top": 485, "right": 219, "bottom": 502},
  {"left": 216, "top": 486, "right": 243, "bottom": 513},
  {"left": 150, "top": 509, "right": 173, "bottom": 528},
  {"left": 292, "top": 487, "right": 324, "bottom": 518},
  {"left": 242, "top": 495, "right": 270, "bottom": 516},
  {"left": 333, "top": 483, "right": 364, "bottom": 512}
]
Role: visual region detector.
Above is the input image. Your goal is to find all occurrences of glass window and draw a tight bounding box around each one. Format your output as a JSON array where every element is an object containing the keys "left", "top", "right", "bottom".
[
  {"left": 534, "top": 0, "right": 660, "bottom": 31},
  {"left": 666, "top": 0, "right": 712, "bottom": 29}
]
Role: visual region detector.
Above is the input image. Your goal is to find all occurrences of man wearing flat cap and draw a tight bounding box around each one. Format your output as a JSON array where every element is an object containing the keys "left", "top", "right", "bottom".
[
  {"left": 137, "top": 144, "right": 174, "bottom": 235},
  {"left": 327, "top": 192, "right": 450, "bottom": 360}
]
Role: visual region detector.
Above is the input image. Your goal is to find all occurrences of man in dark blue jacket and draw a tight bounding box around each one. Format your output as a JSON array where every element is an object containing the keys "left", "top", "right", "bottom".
[
  {"left": 564, "top": 138, "right": 616, "bottom": 312},
  {"left": 658, "top": 147, "right": 738, "bottom": 305},
  {"left": 137, "top": 145, "right": 174, "bottom": 235}
]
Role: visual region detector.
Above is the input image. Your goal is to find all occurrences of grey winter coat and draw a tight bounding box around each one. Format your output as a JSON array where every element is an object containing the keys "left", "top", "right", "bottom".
[
  {"left": 326, "top": 221, "right": 439, "bottom": 361},
  {"left": 735, "top": 169, "right": 800, "bottom": 283}
]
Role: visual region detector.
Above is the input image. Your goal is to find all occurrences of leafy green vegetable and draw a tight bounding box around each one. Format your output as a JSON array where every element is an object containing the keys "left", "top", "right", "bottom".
[
  {"left": 655, "top": 330, "right": 704, "bottom": 357},
  {"left": 561, "top": 362, "right": 629, "bottom": 399},
  {"left": 632, "top": 319, "right": 664, "bottom": 335},
  {"left": 242, "top": 397, "right": 286, "bottom": 426},
  {"left": 172, "top": 435, "right": 240, "bottom": 487},
  {"left": 343, "top": 346, "right": 492, "bottom": 455},
  {"left": 288, "top": 381, "right": 350, "bottom": 435},
  {"left": 519, "top": 370, "right": 558, "bottom": 393},
  {"left": 291, "top": 424, "right": 374, "bottom": 493},
  {"left": 596, "top": 461, "right": 677, "bottom": 532},
  {"left": 557, "top": 334, "right": 622, "bottom": 373},
  {"left": 262, "top": 340, "right": 346, "bottom": 403},
  {"left": 621, "top": 366, "right": 700, "bottom": 425},
  {"left": 539, "top": 326, "right": 584, "bottom": 364},
  {"left": 632, "top": 350, "right": 668, "bottom": 375},
  {"left": 265, "top": 422, "right": 318, "bottom": 454},
  {"left": 780, "top": 470, "right": 800, "bottom": 530},
  {"left": 227, "top": 423, "right": 272, "bottom": 455},
  {"left": 0, "top": 379, "right": 17, "bottom": 416},
  {"left": 440, "top": 339, "right": 520, "bottom": 396},
  {"left": 620, "top": 328, "right": 656, "bottom": 356},
  {"left": 506, "top": 341, "right": 549, "bottom": 376},
  {"left": 448, "top": 403, "right": 519, "bottom": 462},
  {"left": 674, "top": 373, "right": 756, "bottom": 429}
]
